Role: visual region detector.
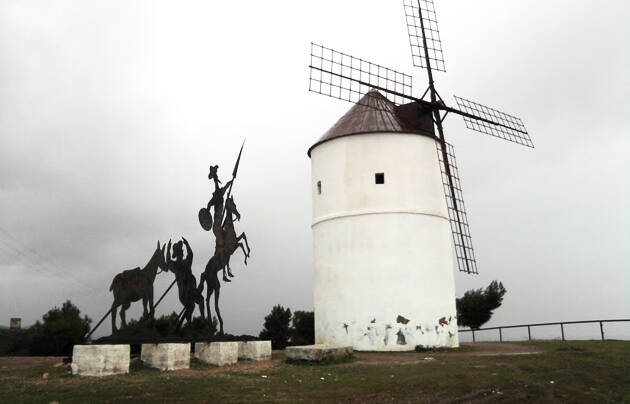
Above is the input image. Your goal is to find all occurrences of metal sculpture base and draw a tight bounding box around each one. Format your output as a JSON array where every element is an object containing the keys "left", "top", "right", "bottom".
[
  {"left": 71, "top": 344, "right": 130, "bottom": 377},
  {"left": 194, "top": 342, "right": 238, "bottom": 366},
  {"left": 238, "top": 341, "right": 272, "bottom": 361},
  {"left": 141, "top": 343, "right": 190, "bottom": 371}
]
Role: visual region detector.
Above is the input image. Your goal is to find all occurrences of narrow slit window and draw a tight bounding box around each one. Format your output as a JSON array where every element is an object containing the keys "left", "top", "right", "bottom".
[
  {"left": 317, "top": 181, "right": 322, "bottom": 194},
  {"left": 375, "top": 173, "right": 385, "bottom": 184}
]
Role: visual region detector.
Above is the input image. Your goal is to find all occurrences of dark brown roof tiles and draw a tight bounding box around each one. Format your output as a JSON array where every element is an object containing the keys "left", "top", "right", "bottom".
[{"left": 308, "top": 89, "right": 436, "bottom": 157}]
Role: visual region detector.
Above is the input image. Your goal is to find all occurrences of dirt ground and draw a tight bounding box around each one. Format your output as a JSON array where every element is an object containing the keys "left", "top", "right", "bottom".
[
  {"left": 0, "top": 356, "right": 65, "bottom": 371},
  {"left": 0, "top": 342, "right": 539, "bottom": 372}
]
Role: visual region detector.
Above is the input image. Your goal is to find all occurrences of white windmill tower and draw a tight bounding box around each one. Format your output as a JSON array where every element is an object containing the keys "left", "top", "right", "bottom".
[{"left": 307, "top": 1, "right": 533, "bottom": 351}]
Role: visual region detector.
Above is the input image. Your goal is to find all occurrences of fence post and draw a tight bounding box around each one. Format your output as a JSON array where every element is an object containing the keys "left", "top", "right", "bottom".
[
  {"left": 600, "top": 322, "right": 605, "bottom": 341},
  {"left": 527, "top": 326, "right": 531, "bottom": 341},
  {"left": 472, "top": 329, "right": 476, "bottom": 343},
  {"left": 499, "top": 327, "right": 503, "bottom": 342},
  {"left": 560, "top": 323, "right": 565, "bottom": 341}
]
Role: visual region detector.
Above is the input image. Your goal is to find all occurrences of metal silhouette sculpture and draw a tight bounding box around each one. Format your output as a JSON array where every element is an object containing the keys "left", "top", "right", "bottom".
[
  {"left": 199, "top": 142, "right": 249, "bottom": 334},
  {"left": 109, "top": 241, "right": 167, "bottom": 333},
  {"left": 165, "top": 237, "right": 206, "bottom": 328},
  {"left": 87, "top": 143, "right": 250, "bottom": 339},
  {"left": 204, "top": 166, "right": 234, "bottom": 282}
]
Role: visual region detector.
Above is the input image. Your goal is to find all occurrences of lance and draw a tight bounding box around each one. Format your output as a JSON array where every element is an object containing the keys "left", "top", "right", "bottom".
[
  {"left": 221, "top": 140, "right": 245, "bottom": 225},
  {"left": 85, "top": 308, "right": 112, "bottom": 340}
]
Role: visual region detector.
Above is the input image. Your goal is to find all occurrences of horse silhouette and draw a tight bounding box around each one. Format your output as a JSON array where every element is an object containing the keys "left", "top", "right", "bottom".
[
  {"left": 223, "top": 195, "right": 251, "bottom": 276},
  {"left": 109, "top": 241, "right": 166, "bottom": 333},
  {"left": 199, "top": 196, "right": 250, "bottom": 334}
]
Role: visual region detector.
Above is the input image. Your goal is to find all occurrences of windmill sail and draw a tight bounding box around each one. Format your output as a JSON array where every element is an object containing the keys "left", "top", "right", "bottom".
[
  {"left": 403, "top": 0, "right": 446, "bottom": 72},
  {"left": 453, "top": 95, "right": 533, "bottom": 148},
  {"left": 436, "top": 141, "right": 478, "bottom": 274},
  {"left": 309, "top": 43, "right": 415, "bottom": 107}
]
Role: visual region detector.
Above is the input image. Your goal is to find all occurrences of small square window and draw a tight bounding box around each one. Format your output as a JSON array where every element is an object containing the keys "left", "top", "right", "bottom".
[
  {"left": 317, "top": 181, "right": 322, "bottom": 194},
  {"left": 375, "top": 173, "right": 385, "bottom": 184}
]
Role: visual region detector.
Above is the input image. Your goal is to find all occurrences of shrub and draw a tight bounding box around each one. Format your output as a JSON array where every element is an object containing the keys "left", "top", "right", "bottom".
[
  {"left": 291, "top": 311, "right": 314, "bottom": 346},
  {"left": 259, "top": 305, "right": 292, "bottom": 349},
  {"left": 28, "top": 300, "right": 92, "bottom": 356},
  {"left": 456, "top": 281, "right": 506, "bottom": 329}
]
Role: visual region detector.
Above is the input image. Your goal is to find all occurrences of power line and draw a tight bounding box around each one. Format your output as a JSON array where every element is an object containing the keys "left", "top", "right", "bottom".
[{"left": 0, "top": 227, "right": 102, "bottom": 297}]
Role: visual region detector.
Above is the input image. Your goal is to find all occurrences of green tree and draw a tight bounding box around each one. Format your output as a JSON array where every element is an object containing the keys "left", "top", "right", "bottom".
[
  {"left": 291, "top": 311, "right": 314, "bottom": 346},
  {"left": 28, "top": 300, "right": 92, "bottom": 355},
  {"left": 259, "top": 305, "right": 292, "bottom": 349},
  {"left": 456, "top": 281, "right": 506, "bottom": 329}
]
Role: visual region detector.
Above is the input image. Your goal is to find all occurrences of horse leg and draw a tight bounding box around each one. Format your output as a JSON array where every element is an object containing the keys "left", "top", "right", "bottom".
[
  {"left": 238, "top": 233, "right": 251, "bottom": 257},
  {"left": 222, "top": 264, "right": 231, "bottom": 282},
  {"left": 203, "top": 270, "right": 214, "bottom": 324},
  {"left": 214, "top": 284, "right": 224, "bottom": 335},
  {"left": 237, "top": 242, "right": 248, "bottom": 265},
  {"left": 226, "top": 256, "right": 234, "bottom": 278}
]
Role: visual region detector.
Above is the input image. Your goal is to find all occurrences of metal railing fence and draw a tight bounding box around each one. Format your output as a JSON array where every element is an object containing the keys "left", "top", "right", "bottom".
[{"left": 459, "top": 318, "right": 630, "bottom": 343}]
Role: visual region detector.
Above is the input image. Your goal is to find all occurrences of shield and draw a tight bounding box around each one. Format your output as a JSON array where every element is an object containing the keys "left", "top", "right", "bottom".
[{"left": 198, "top": 208, "right": 213, "bottom": 231}]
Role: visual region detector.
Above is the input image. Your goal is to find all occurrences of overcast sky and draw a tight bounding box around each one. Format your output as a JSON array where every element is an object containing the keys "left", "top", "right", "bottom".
[{"left": 1, "top": 0, "right": 628, "bottom": 339}]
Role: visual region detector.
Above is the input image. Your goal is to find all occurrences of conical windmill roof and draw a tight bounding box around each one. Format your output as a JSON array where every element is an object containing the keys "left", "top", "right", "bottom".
[{"left": 308, "top": 89, "right": 436, "bottom": 157}]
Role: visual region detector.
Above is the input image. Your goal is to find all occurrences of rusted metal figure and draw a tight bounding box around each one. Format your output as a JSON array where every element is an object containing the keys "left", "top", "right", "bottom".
[
  {"left": 202, "top": 165, "right": 234, "bottom": 282},
  {"left": 108, "top": 241, "right": 167, "bottom": 333},
  {"left": 197, "top": 143, "right": 248, "bottom": 334},
  {"left": 199, "top": 195, "right": 250, "bottom": 334},
  {"left": 165, "top": 237, "right": 205, "bottom": 328}
]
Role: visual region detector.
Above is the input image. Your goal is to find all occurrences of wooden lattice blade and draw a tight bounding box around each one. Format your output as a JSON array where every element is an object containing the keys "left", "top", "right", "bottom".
[
  {"left": 453, "top": 95, "right": 534, "bottom": 148},
  {"left": 403, "top": 0, "right": 446, "bottom": 72},
  {"left": 309, "top": 43, "right": 416, "bottom": 107},
  {"left": 436, "top": 141, "right": 478, "bottom": 274}
]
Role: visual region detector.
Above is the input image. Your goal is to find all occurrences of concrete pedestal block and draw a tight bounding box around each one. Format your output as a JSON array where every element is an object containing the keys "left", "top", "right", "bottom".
[
  {"left": 141, "top": 343, "right": 190, "bottom": 371},
  {"left": 238, "top": 341, "right": 272, "bottom": 361},
  {"left": 71, "top": 344, "right": 130, "bottom": 376},
  {"left": 286, "top": 344, "right": 353, "bottom": 361},
  {"left": 194, "top": 342, "right": 238, "bottom": 366}
]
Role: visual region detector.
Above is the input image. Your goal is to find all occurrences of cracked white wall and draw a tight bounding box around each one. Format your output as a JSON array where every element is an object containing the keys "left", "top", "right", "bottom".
[{"left": 311, "top": 132, "right": 458, "bottom": 351}]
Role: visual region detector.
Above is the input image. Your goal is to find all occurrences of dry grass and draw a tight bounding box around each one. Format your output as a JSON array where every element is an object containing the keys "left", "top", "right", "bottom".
[{"left": 0, "top": 340, "right": 628, "bottom": 403}]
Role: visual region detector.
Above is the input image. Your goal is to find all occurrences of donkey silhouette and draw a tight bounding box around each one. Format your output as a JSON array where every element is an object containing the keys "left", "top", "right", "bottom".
[{"left": 109, "top": 241, "right": 167, "bottom": 332}]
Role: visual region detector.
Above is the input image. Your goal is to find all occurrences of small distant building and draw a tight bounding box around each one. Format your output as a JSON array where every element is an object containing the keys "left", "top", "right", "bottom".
[{"left": 10, "top": 317, "right": 21, "bottom": 329}]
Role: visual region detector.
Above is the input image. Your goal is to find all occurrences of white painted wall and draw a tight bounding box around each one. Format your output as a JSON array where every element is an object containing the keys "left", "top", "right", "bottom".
[{"left": 310, "top": 133, "right": 458, "bottom": 351}]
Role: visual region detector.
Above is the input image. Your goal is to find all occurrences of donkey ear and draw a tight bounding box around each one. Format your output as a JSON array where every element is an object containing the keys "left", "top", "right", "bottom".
[{"left": 157, "top": 240, "right": 161, "bottom": 249}]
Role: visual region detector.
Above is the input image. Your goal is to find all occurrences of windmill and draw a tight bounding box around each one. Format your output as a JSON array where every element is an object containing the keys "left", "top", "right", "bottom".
[
  {"left": 309, "top": 0, "right": 533, "bottom": 276},
  {"left": 307, "top": 1, "right": 533, "bottom": 350}
]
